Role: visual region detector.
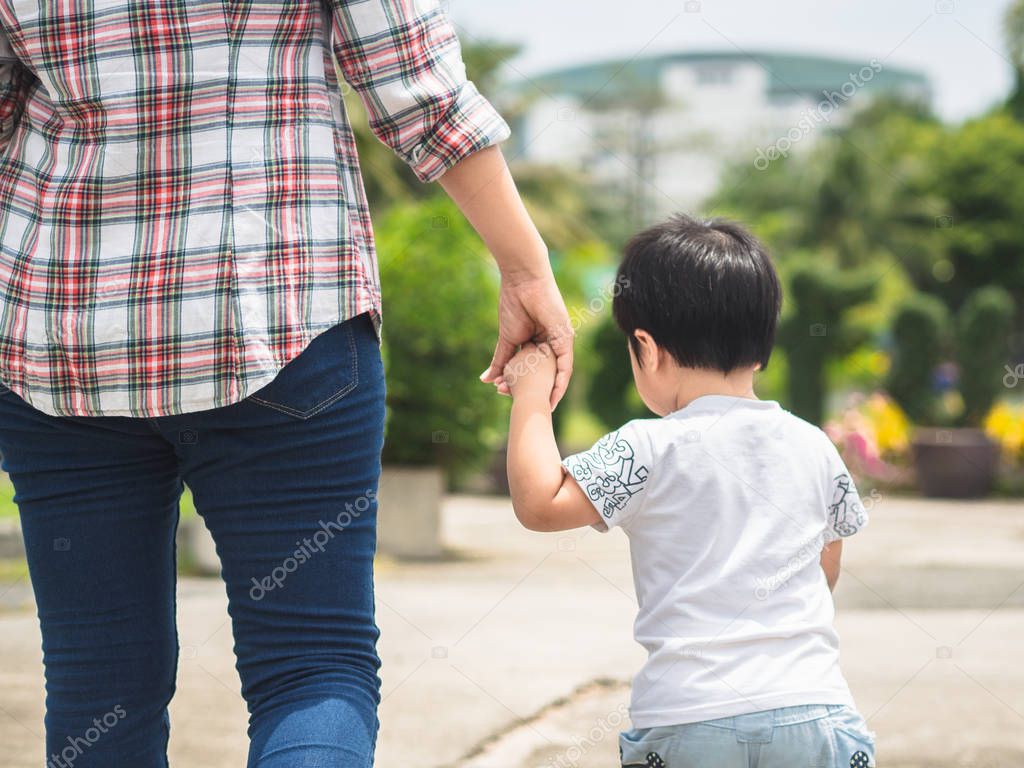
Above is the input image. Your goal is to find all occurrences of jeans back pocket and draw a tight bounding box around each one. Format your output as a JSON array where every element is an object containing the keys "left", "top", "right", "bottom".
[{"left": 247, "top": 317, "right": 361, "bottom": 419}]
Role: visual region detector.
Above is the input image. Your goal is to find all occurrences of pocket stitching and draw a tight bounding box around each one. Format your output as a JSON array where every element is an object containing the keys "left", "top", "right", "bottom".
[
  {"left": 249, "top": 322, "right": 359, "bottom": 419},
  {"left": 826, "top": 713, "right": 875, "bottom": 767},
  {"left": 621, "top": 731, "right": 679, "bottom": 745}
]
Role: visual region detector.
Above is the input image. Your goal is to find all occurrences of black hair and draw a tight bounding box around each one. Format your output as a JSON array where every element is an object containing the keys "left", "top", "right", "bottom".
[{"left": 612, "top": 213, "right": 782, "bottom": 372}]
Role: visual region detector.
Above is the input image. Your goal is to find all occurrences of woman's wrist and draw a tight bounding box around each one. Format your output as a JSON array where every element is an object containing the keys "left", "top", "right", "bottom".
[
  {"left": 492, "top": 234, "right": 551, "bottom": 286},
  {"left": 499, "top": 260, "right": 553, "bottom": 288}
]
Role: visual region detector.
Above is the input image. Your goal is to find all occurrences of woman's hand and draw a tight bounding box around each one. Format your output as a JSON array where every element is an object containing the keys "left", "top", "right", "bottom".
[{"left": 438, "top": 146, "right": 574, "bottom": 409}]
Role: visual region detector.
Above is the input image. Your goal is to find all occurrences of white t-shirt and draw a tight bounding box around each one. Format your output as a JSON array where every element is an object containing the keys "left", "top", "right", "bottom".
[{"left": 561, "top": 394, "right": 867, "bottom": 728}]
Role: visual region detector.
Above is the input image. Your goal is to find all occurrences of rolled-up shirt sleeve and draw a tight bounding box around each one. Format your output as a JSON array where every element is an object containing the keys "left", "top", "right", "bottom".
[{"left": 324, "top": 0, "right": 511, "bottom": 182}]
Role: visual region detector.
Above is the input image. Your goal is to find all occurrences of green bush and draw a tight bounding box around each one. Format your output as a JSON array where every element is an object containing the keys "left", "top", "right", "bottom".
[
  {"left": 585, "top": 313, "right": 649, "bottom": 429},
  {"left": 376, "top": 196, "right": 507, "bottom": 482},
  {"left": 886, "top": 293, "right": 949, "bottom": 424},
  {"left": 777, "top": 261, "right": 876, "bottom": 424},
  {"left": 886, "top": 285, "right": 1014, "bottom": 428},
  {"left": 930, "top": 114, "right": 1024, "bottom": 322},
  {"left": 957, "top": 286, "right": 1015, "bottom": 426}
]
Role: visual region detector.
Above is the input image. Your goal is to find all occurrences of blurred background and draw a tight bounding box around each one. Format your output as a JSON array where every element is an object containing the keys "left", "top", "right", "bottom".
[
  {"left": 3, "top": 1, "right": 1024, "bottom": 766},
  {"left": 369, "top": 0, "right": 1024, "bottom": 502}
]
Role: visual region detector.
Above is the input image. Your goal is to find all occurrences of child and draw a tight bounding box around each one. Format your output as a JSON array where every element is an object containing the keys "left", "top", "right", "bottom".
[{"left": 500, "top": 214, "right": 875, "bottom": 768}]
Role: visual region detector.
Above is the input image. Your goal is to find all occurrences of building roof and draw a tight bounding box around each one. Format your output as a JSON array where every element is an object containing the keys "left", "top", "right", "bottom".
[{"left": 509, "top": 50, "right": 930, "bottom": 103}]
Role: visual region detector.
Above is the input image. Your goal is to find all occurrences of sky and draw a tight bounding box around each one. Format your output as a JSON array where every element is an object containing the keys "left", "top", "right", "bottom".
[{"left": 446, "top": 0, "right": 1014, "bottom": 122}]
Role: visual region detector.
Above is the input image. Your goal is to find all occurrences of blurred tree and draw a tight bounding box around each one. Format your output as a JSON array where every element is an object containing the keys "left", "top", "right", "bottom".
[
  {"left": 806, "top": 133, "right": 875, "bottom": 268},
  {"left": 711, "top": 96, "right": 1024, "bottom": 415},
  {"left": 776, "top": 261, "right": 877, "bottom": 425},
  {"left": 545, "top": 240, "right": 616, "bottom": 441},
  {"left": 587, "top": 77, "right": 669, "bottom": 235},
  {"left": 957, "top": 286, "right": 1015, "bottom": 426},
  {"left": 709, "top": 142, "right": 811, "bottom": 255},
  {"left": 585, "top": 313, "right": 649, "bottom": 430},
  {"left": 711, "top": 97, "right": 943, "bottom": 274},
  {"left": 928, "top": 115, "right": 1024, "bottom": 325},
  {"left": 376, "top": 197, "right": 507, "bottom": 483},
  {"left": 886, "top": 292, "right": 949, "bottom": 425},
  {"left": 512, "top": 164, "right": 612, "bottom": 254},
  {"left": 809, "top": 98, "right": 944, "bottom": 271}
]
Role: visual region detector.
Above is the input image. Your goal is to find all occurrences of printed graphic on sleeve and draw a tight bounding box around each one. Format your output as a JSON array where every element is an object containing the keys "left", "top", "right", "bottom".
[
  {"left": 829, "top": 473, "right": 866, "bottom": 537},
  {"left": 565, "top": 430, "right": 649, "bottom": 519}
]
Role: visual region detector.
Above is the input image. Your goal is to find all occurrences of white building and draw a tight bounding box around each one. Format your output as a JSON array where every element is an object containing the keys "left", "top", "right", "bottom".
[{"left": 501, "top": 51, "right": 930, "bottom": 221}]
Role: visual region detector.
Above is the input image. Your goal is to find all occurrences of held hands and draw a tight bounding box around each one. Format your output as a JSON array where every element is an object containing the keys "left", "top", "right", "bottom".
[
  {"left": 499, "top": 342, "right": 558, "bottom": 402},
  {"left": 480, "top": 274, "right": 574, "bottom": 409}
]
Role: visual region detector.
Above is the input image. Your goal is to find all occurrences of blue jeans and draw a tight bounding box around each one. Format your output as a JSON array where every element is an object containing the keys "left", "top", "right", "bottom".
[
  {"left": 0, "top": 313, "right": 385, "bottom": 767},
  {"left": 620, "top": 704, "right": 876, "bottom": 768}
]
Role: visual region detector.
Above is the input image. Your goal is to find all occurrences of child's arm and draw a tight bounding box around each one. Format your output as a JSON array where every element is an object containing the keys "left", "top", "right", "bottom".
[
  {"left": 820, "top": 540, "right": 842, "bottom": 592},
  {"left": 503, "top": 343, "right": 602, "bottom": 532}
]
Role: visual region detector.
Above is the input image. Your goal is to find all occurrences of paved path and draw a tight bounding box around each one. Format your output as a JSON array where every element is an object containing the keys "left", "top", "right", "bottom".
[{"left": 1, "top": 494, "right": 1023, "bottom": 767}]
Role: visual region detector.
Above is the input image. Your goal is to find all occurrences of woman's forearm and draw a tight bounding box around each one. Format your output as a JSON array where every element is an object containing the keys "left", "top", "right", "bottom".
[
  {"left": 438, "top": 145, "right": 551, "bottom": 282},
  {"left": 441, "top": 145, "right": 573, "bottom": 407}
]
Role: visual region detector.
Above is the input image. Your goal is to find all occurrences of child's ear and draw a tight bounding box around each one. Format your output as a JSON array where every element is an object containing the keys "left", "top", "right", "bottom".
[{"left": 633, "top": 330, "right": 658, "bottom": 370}]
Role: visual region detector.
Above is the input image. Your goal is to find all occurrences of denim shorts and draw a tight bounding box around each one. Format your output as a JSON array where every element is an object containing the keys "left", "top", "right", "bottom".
[{"left": 620, "top": 704, "right": 876, "bottom": 768}]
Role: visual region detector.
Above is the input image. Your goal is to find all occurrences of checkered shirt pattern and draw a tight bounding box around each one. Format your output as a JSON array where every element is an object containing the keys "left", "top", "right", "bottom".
[{"left": 0, "top": 0, "right": 509, "bottom": 416}]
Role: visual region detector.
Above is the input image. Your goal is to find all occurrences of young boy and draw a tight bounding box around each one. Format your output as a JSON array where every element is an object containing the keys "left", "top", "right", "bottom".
[{"left": 500, "top": 215, "right": 875, "bottom": 768}]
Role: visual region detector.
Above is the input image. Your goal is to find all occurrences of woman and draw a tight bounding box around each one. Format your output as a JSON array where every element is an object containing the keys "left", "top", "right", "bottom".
[{"left": 0, "top": 1, "right": 570, "bottom": 765}]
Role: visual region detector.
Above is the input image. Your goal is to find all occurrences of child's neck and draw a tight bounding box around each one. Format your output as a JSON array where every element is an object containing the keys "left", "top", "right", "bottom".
[{"left": 671, "top": 366, "right": 757, "bottom": 412}]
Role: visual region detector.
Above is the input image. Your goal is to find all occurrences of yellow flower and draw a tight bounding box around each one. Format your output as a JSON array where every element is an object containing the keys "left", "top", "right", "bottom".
[
  {"left": 865, "top": 393, "right": 910, "bottom": 456},
  {"left": 985, "top": 402, "right": 1024, "bottom": 461}
]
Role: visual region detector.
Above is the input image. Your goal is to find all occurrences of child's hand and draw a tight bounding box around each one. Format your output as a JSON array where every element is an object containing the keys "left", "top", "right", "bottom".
[{"left": 500, "top": 342, "right": 557, "bottom": 401}]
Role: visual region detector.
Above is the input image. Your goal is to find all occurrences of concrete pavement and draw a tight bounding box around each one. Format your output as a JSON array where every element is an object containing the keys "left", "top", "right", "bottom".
[{"left": 1, "top": 494, "right": 1023, "bottom": 767}]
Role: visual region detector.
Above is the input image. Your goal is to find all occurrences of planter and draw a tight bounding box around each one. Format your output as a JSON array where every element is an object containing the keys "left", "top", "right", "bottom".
[
  {"left": 377, "top": 465, "right": 444, "bottom": 559},
  {"left": 911, "top": 427, "right": 999, "bottom": 498}
]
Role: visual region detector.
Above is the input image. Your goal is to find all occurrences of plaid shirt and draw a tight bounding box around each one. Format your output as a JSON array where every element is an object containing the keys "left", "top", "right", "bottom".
[{"left": 0, "top": 0, "right": 508, "bottom": 417}]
